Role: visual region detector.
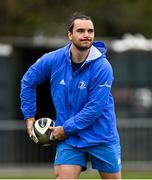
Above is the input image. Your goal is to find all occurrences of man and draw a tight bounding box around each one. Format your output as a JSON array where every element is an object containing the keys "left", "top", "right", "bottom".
[{"left": 20, "top": 13, "right": 121, "bottom": 179}]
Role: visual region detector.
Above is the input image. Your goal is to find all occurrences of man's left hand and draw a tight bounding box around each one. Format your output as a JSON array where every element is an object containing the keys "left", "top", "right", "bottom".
[{"left": 49, "top": 126, "right": 67, "bottom": 140}]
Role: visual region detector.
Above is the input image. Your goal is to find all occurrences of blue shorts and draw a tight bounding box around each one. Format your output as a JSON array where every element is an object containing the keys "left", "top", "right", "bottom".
[{"left": 54, "top": 141, "right": 121, "bottom": 173}]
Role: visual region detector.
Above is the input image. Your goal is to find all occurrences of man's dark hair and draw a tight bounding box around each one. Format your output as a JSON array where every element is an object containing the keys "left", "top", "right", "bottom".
[{"left": 68, "top": 12, "right": 92, "bottom": 32}]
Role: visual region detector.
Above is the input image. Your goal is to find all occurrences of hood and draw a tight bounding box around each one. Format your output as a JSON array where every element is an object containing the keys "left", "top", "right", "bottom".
[
  {"left": 65, "top": 41, "right": 107, "bottom": 64},
  {"left": 83, "top": 41, "right": 107, "bottom": 67},
  {"left": 93, "top": 41, "right": 107, "bottom": 55}
]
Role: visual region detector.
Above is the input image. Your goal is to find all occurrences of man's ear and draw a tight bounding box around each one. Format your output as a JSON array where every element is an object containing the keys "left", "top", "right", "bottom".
[{"left": 68, "top": 31, "right": 72, "bottom": 41}]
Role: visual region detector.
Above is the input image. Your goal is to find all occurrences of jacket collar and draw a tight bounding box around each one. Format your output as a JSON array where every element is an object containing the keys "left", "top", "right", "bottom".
[{"left": 64, "top": 41, "right": 107, "bottom": 64}]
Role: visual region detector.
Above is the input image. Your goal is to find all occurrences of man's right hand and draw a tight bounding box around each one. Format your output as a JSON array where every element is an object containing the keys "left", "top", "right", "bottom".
[{"left": 26, "top": 117, "right": 35, "bottom": 137}]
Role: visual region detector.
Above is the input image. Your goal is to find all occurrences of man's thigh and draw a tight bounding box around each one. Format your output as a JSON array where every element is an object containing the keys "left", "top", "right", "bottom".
[
  {"left": 99, "top": 171, "right": 121, "bottom": 179},
  {"left": 55, "top": 165, "right": 82, "bottom": 179}
]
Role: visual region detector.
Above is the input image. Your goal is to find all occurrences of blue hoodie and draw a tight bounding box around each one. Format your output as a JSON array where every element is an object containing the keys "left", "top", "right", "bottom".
[{"left": 20, "top": 41, "right": 119, "bottom": 148}]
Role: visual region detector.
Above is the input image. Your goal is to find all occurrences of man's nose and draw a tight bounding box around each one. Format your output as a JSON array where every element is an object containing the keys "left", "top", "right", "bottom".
[{"left": 84, "top": 31, "right": 89, "bottom": 37}]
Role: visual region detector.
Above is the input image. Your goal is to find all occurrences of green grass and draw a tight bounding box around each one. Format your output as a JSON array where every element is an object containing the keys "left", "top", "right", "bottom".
[
  {"left": 0, "top": 169, "right": 152, "bottom": 179},
  {"left": 122, "top": 171, "right": 152, "bottom": 179}
]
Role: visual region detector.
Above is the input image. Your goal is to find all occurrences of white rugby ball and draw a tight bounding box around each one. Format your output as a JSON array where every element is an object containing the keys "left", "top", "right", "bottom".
[{"left": 31, "top": 117, "right": 55, "bottom": 146}]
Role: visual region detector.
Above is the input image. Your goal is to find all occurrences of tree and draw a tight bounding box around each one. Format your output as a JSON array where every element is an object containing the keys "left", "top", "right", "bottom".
[{"left": 0, "top": 0, "right": 152, "bottom": 38}]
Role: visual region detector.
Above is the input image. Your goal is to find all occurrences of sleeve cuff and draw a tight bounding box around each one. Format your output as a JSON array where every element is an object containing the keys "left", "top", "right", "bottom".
[{"left": 63, "top": 118, "right": 78, "bottom": 136}]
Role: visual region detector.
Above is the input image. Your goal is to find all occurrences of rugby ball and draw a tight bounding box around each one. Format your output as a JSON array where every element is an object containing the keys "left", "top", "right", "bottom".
[{"left": 31, "top": 117, "right": 55, "bottom": 146}]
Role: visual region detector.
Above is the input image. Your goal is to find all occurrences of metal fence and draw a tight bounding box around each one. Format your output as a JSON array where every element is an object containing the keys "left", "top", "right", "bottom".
[
  {"left": 118, "top": 118, "right": 152, "bottom": 161},
  {"left": 0, "top": 119, "right": 152, "bottom": 165}
]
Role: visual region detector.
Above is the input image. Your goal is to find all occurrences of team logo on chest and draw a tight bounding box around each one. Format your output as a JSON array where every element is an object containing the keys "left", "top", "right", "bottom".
[{"left": 78, "top": 81, "right": 86, "bottom": 90}]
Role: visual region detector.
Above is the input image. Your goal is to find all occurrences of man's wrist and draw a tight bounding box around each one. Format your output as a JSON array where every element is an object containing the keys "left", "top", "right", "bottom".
[
  {"left": 26, "top": 117, "right": 35, "bottom": 137},
  {"left": 26, "top": 117, "right": 35, "bottom": 122},
  {"left": 26, "top": 117, "right": 35, "bottom": 127}
]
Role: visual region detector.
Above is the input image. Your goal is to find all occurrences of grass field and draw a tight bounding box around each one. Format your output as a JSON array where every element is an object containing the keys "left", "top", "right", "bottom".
[{"left": 0, "top": 168, "right": 152, "bottom": 179}]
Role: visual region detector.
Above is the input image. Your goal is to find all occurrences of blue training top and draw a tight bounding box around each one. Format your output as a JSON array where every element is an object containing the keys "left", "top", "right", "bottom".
[{"left": 20, "top": 41, "right": 120, "bottom": 148}]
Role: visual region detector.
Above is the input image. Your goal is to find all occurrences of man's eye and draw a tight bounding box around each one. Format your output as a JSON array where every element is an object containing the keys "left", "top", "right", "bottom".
[
  {"left": 77, "top": 29, "right": 84, "bottom": 33},
  {"left": 88, "top": 29, "right": 94, "bottom": 33}
]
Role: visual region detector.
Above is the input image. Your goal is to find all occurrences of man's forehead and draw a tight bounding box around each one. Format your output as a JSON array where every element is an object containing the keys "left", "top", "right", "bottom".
[{"left": 73, "top": 19, "right": 94, "bottom": 29}]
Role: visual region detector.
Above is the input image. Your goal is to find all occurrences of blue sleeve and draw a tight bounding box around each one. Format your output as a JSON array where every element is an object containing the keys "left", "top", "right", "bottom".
[
  {"left": 20, "top": 53, "right": 52, "bottom": 120},
  {"left": 63, "top": 60, "right": 114, "bottom": 135}
]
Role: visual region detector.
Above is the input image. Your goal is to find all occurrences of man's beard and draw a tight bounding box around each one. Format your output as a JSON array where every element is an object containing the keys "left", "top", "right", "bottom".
[{"left": 73, "top": 41, "right": 93, "bottom": 51}]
